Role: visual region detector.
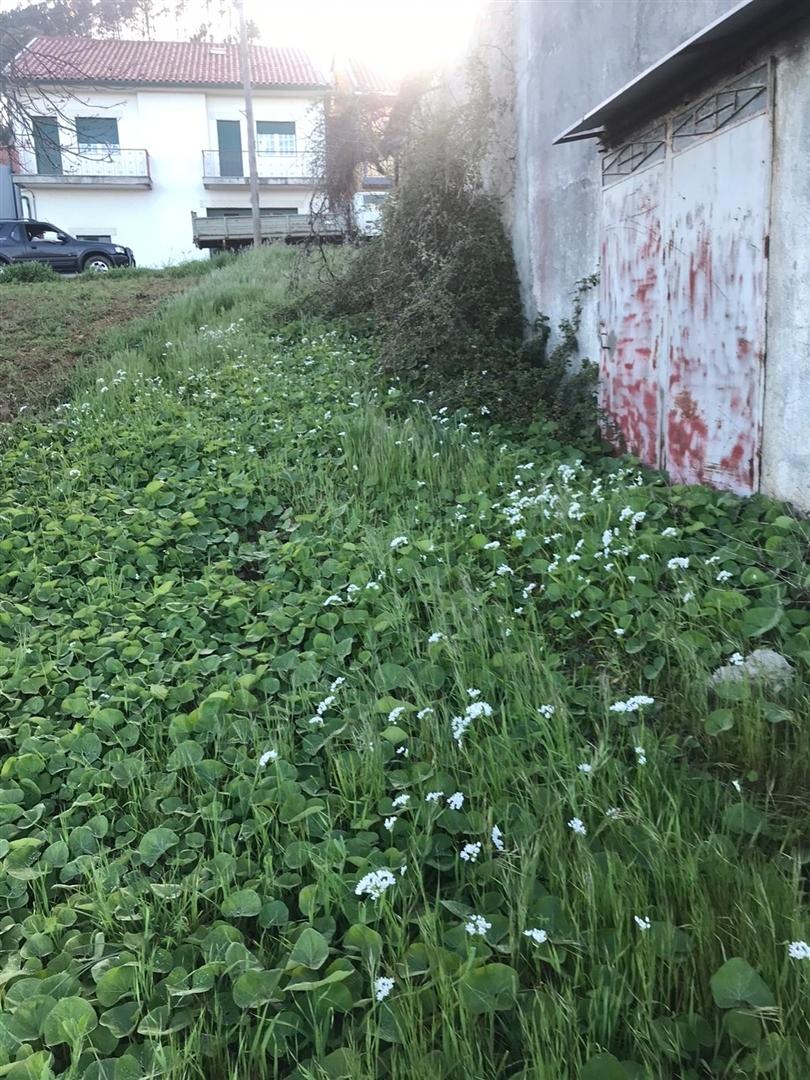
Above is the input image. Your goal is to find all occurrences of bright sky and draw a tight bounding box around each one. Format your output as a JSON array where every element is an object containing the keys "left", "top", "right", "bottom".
[
  {"left": 194, "top": 0, "right": 486, "bottom": 79},
  {"left": 0, "top": 0, "right": 486, "bottom": 79}
]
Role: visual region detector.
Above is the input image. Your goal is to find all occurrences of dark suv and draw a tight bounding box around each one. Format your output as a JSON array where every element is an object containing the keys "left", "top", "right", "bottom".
[{"left": 0, "top": 220, "right": 135, "bottom": 273}]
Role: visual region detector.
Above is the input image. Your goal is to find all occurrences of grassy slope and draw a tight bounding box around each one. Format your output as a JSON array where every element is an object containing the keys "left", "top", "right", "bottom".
[
  {"left": 0, "top": 249, "right": 808, "bottom": 1080},
  {"left": 0, "top": 271, "right": 196, "bottom": 420}
]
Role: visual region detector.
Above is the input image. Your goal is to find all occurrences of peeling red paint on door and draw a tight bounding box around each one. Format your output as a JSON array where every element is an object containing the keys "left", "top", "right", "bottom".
[
  {"left": 663, "top": 112, "right": 769, "bottom": 494},
  {"left": 599, "top": 164, "right": 664, "bottom": 467},
  {"left": 599, "top": 92, "right": 769, "bottom": 497}
]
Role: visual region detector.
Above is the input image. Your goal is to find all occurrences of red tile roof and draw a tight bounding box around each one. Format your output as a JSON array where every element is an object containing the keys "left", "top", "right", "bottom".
[
  {"left": 343, "top": 58, "right": 398, "bottom": 96},
  {"left": 8, "top": 36, "right": 328, "bottom": 89}
]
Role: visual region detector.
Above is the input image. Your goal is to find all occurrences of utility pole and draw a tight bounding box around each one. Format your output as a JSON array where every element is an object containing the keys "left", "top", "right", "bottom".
[{"left": 237, "top": 0, "right": 262, "bottom": 249}]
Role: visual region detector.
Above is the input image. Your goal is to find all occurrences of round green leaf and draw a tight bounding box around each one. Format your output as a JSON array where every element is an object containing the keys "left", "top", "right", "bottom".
[
  {"left": 710, "top": 957, "right": 775, "bottom": 1009},
  {"left": 232, "top": 969, "right": 282, "bottom": 1008},
  {"left": 137, "top": 828, "right": 178, "bottom": 866},
  {"left": 289, "top": 927, "right": 329, "bottom": 970},
  {"left": 42, "top": 996, "right": 98, "bottom": 1046},
  {"left": 221, "top": 889, "right": 262, "bottom": 919}
]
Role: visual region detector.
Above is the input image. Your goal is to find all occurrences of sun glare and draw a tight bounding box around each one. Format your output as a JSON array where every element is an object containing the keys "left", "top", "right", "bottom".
[{"left": 209, "top": 0, "right": 484, "bottom": 79}]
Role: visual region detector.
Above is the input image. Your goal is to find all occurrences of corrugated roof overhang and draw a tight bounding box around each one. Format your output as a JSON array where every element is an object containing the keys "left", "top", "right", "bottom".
[{"left": 553, "top": 0, "right": 807, "bottom": 144}]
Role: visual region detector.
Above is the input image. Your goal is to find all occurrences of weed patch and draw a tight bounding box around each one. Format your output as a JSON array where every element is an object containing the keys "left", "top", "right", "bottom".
[{"left": 0, "top": 250, "right": 808, "bottom": 1079}]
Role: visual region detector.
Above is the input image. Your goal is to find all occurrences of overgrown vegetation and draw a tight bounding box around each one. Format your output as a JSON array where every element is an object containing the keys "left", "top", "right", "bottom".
[
  {"left": 0, "top": 261, "right": 59, "bottom": 284},
  {"left": 315, "top": 61, "right": 598, "bottom": 436},
  {"left": 0, "top": 248, "right": 808, "bottom": 1079}
]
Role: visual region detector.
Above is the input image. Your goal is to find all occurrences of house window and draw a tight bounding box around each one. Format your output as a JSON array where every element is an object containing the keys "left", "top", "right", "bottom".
[
  {"left": 76, "top": 233, "right": 113, "bottom": 242},
  {"left": 256, "top": 121, "right": 295, "bottom": 154},
  {"left": 75, "top": 117, "right": 120, "bottom": 155}
]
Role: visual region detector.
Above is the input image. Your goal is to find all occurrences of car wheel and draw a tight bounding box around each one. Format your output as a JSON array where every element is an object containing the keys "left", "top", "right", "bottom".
[{"left": 83, "top": 255, "right": 113, "bottom": 273}]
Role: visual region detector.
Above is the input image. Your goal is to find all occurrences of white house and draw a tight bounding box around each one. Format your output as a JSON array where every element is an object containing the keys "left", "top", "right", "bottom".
[{"left": 5, "top": 36, "right": 333, "bottom": 266}]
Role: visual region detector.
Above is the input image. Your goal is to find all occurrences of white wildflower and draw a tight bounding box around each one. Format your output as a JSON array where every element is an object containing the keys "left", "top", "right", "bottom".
[
  {"left": 384, "top": 817, "right": 396, "bottom": 832},
  {"left": 258, "top": 749, "right": 278, "bottom": 766},
  {"left": 374, "top": 976, "right": 395, "bottom": 1001},
  {"left": 634, "top": 915, "right": 652, "bottom": 931},
  {"left": 388, "top": 706, "right": 406, "bottom": 724},
  {"left": 484, "top": 541, "right": 500, "bottom": 550},
  {"left": 465, "top": 915, "right": 491, "bottom": 936},
  {"left": 716, "top": 570, "right": 733, "bottom": 582},
  {"left": 605, "top": 807, "right": 622, "bottom": 820},
  {"left": 425, "top": 791, "right": 444, "bottom": 803},
  {"left": 729, "top": 652, "right": 744, "bottom": 666},
  {"left": 491, "top": 824, "right": 505, "bottom": 851},
  {"left": 416, "top": 707, "right": 434, "bottom": 720},
  {"left": 467, "top": 688, "right": 481, "bottom": 699},
  {"left": 389, "top": 536, "right": 409, "bottom": 550},
  {"left": 788, "top": 940, "right": 810, "bottom": 960},
  {"left": 355, "top": 869, "right": 397, "bottom": 901},
  {"left": 323, "top": 594, "right": 343, "bottom": 606},
  {"left": 538, "top": 704, "right": 556, "bottom": 719},
  {"left": 661, "top": 527, "right": 678, "bottom": 538},
  {"left": 667, "top": 556, "right": 690, "bottom": 570},
  {"left": 577, "top": 763, "right": 593, "bottom": 774},
  {"left": 460, "top": 842, "right": 482, "bottom": 862},
  {"left": 496, "top": 564, "right": 513, "bottom": 576},
  {"left": 428, "top": 632, "right": 444, "bottom": 644},
  {"left": 447, "top": 792, "right": 464, "bottom": 811},
  {"left": 391, "top": 794, "right": 410, "bottom": 808},
  {"left": 568, "top": 817, "right": 586, "bottom": 835},
  {"left": 609, "top": 695, "right": 655, "bottom": 714},
  {"left": 635, "top": 746, "right": 647, "bottom": 766},
  {"left": 451, "top": 715, "right": 470, "bottom": 743},
  {"left": 523, "top": 927, "right": 548, "bottom": 945}
]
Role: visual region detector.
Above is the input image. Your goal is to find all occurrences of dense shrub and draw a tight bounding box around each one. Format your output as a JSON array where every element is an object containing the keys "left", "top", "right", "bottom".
[
  {"left": 0, "top": 259, "right": 58, "bottom": 283},
  {"left": 317, "top": 60, "right": 599, "bottom": 436}
]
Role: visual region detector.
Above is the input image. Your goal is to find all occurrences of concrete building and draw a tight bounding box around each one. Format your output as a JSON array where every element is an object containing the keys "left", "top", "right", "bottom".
[
  {"left": 5, "top": 37, "right": 330, "bottom": 267},
  {"left": 475, "top": 0, "right": 810, "bottom": 511}
]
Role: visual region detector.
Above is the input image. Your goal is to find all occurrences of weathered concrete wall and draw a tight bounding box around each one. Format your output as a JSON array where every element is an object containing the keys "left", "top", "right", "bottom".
[
  {"left": 491, "top": 0, "right": 732, "bottom": 342},
  {"left": 761, "top": 35, "right": 810, "bottom": 509}
]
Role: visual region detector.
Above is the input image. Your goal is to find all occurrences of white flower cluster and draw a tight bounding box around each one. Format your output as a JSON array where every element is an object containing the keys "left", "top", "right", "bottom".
[
  {"left": 465, "top": 914, "right": 491, "bottom": 936},
  {"left": 568, "top": 817, "right": 586, "bottom": 836},
  {"left": 389, "top": 535, "right": 409, "bottom": 550},
  {"left": 634, "top": 915, "right": 652, "bottom": 931},
  {"left": 374, "top": 976, "right": 395, "bottom": 1001},
  {"left": 523, "top": 927, "right": 548, "bottom": 944},
  {"left": 355, "top": 869, "right": 397, "bottom": 901},
  {"left": 667, "top": 556, "right": 690, "bottom": 570},
  {"left": 258, "top": 749, "right": 278, "bottom": 766},
  {"left": 459, "top": 842, "right": 482, "bottom": 862},
  {"left": 609, "top": 695, "right": 655, "bottom": 714},
  {"left": 788, "top": 940, "right": 810, "bottom": 960},
  {"left": 447, "top": 792, "right": 464, "bottom": 810},
  {"left": 450, "top": 695, "right": 493, "bottom": 744}
]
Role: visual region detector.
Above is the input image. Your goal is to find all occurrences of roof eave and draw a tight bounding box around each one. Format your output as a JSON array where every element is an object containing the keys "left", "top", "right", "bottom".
[
  {"left": 553, "top": 0, "right": 807, "bottom": 145},
  {"left": 15, "top": 77, "right": 329, "bottom": 92}
]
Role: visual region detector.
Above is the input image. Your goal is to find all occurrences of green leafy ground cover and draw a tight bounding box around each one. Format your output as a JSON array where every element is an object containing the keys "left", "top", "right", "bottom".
[{"left": 0, "top": 250, "right": 809, "bottom": 1079}]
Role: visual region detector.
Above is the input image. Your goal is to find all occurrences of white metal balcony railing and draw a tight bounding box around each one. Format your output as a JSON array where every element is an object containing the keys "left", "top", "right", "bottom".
[
  {"left": 202, "top": 150, "right": 318, "bottom": 184},
  {"left": 15, "top": 144, "right": 150, "bottom": 178}
]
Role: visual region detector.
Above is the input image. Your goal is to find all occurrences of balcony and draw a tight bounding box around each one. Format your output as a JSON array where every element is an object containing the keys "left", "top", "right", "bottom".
[
  {"left": 12, "top": 145, "right": 151, "bottom": 188},
  {"left": 202, "top": 150, "right": 318, "bottom": 188}
]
